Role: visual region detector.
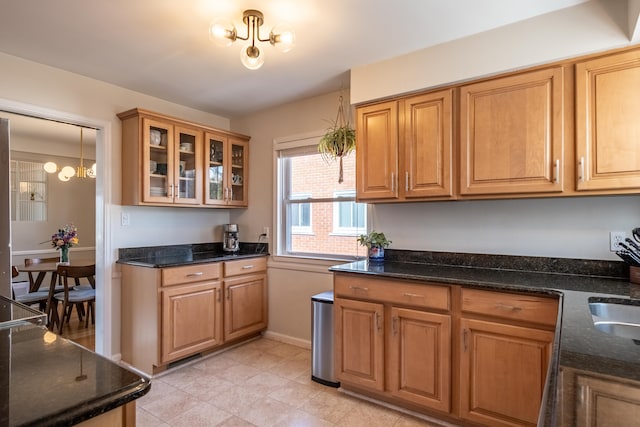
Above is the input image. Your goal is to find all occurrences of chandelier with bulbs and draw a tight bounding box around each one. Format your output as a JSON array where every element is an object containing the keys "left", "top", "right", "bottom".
[
  {"left": 209, "top": 9, "right": 295, "bottom": 70},
  {"left": 43, "top": 127, "right": 96, "bottom": 182}
]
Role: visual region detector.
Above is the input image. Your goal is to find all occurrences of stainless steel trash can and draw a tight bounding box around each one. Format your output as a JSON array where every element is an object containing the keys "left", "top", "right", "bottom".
[{"left": 311, "top": 290, "right": 340, "bottom": 387}]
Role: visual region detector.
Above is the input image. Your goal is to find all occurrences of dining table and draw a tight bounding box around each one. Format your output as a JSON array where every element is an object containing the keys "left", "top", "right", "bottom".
[{"left": 19, "top": 259, "right": 95, "bottom": 330}]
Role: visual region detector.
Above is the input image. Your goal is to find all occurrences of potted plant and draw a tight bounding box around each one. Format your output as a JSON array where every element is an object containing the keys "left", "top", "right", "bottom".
[
  {"left": 318, "top": 95, "right": 356, "bottom": 183},
  {"left": 357, "top": 231, "right": 392, "bottom": 262}
]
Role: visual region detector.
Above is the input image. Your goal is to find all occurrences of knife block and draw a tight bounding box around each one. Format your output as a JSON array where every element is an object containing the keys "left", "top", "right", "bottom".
[{"left": 630, "top": 266, "right": 640, "bottom": 285}]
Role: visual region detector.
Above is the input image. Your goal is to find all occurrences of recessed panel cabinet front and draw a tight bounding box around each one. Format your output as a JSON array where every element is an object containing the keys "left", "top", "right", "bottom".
[
  {"left": 576, "top": 49, "right": 640, "bottom": 191},
  {"left": 460, "top": 67, "right": 565, "bottom": 196},
  {"left": 223, "top": 273, "right": 267, "bottom": 341},
  {"left": 161, "top": 281, "right": 222, "bottom": 364},
  {"left": 334, "top": 297, "right": 385, "bottom": 391}
]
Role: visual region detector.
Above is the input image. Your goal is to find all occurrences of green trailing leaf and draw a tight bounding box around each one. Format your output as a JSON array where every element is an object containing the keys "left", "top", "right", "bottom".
[
  {"left": 357, "top": 231, "right": 392, "bottom": 249},
  {"left": 318, "top": 95, "right": 356, "bottom": 183}
]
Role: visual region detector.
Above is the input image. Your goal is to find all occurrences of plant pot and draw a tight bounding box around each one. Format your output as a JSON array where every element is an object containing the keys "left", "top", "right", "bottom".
[{"left": 368, "top": 246, "right": 385, "bottom": 262}]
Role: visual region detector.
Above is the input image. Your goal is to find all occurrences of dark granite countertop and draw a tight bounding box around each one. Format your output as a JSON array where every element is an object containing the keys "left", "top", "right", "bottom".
[
  {"left": 0, "top": 302, "right": 150, "bottom": 426},
  {"left": 329, "top": 250, "right": 640, "bottom": 427},
  {"left": 117, "top": 242, "right": 269, "bottom": 268}
]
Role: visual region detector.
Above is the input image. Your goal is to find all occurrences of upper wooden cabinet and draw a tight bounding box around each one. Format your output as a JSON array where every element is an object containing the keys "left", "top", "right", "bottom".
[
  {"left": 118, "top": 108, "right": 250, "bottom": 208},
  {"left": 459, "top": 67, "right": 565, "bottom": 196},
  {"left": 204, "top": 132, "right": 248, "bottom": 207},
  {"left": 575, "top": 49, "right": 640, "bottom": 192},
  {"left": 356, "top": 89, "right": 454, "bottom": 201}
]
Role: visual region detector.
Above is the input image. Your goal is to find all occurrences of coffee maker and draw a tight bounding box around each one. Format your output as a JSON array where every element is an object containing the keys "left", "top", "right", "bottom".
[{"left": 223, "top": 224, "right": 240, "bottom": 253}]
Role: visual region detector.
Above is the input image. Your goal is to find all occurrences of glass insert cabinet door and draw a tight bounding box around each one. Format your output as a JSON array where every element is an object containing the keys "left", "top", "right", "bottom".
[
  {"left": 205, "top": 133, "right": 248, "bottom": 206},
  {"left": 143, "top": 118, "right": 201, "bottom": 205}
]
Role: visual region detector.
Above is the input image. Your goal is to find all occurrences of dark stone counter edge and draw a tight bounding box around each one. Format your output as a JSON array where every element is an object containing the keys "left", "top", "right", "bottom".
[
  {"left": 26, "top": 380, "right": 150, "bottom": 427},
  {"left": 117, "top": 252, "right": 269, "bottom": 268}
]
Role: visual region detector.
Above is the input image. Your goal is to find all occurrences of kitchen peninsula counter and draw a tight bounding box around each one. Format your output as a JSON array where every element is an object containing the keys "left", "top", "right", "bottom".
[
  {"left": 1, "top": 299, "right": 150, "bottom": 426},
  {"left": 330, "top": 251, "right": 640, "bottom": 427}
]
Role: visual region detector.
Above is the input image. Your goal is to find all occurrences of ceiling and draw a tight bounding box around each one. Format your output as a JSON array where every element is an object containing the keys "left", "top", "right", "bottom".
[{"left": 0, "top": 0, "right": 590, "bottom": 120}]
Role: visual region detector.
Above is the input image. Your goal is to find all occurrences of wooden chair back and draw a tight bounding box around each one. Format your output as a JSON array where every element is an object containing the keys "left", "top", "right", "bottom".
[
  {"left": 11, "top": 266, "right": 19, "bottom": 278},
  {"left": 56, "top": 264, "right": 96, "bottom": 290}
]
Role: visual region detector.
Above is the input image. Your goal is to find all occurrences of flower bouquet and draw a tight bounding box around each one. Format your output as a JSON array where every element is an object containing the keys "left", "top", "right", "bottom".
[{"left": 50, "top": 224, "right": 78, "bottom": 264}]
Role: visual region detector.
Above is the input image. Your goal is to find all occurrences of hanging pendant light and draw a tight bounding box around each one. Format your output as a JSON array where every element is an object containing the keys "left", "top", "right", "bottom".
[{"left": 43, "top": 127, "right": 97, "bottom": 182}]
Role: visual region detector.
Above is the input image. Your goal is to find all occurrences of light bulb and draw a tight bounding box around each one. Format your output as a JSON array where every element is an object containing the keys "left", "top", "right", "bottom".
[
  {"left": 43, "top": 161, "right": 58, "bottom": 173},
  {"left": 209, "top": 19, "right": 236, "bottom": 47},
  {"left": 88, "top": 163, "right": 97, "bottom": 178},
  {"left": 58, "top": 171, "right": 71, "bottom": 182},
  {"left": 240, "top": 45, "right": 264, "bottom": 70},
  {"left": 61, "top": 165, "right": 76, "bottom": 178},
  {"left": 270, "top": 24, "right": 296, "bottom": 53}
]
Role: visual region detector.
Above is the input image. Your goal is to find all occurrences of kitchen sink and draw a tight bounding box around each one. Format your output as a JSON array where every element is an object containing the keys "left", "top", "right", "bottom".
[{"left": 588, "top": 298, "right": 640, "bottom": 341}]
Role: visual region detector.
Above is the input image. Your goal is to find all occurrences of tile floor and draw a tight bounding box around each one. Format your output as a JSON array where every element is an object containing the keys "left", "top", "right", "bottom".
[{"left": 136, "top": 338, "right": 443, "bottom": 427}]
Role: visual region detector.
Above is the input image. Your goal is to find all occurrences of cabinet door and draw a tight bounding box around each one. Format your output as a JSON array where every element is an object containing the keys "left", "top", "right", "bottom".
[
  {"left": 161, "top": 281, "right": 223, "bottom": 363},
  {"left": 334, "top": 298, "right": 385, "bottom": 391},
  {"left": 575, "top": 372, "right": 640, "bottom": 427},
  {"left": 227, "top": 138, "right": 248, "bottom": 207},
  {"left": 204, "top": 132, "right": 228, "bottom": 206},
  {"left": 460, "top": 67, "right": 564, "bottom": 196},
  {"left": 576, "top": 50, "right": 640, "bottom": 191},
  {"left": 459, "top": 318, "right": 554, "bottom": 427},
  {"left": 356, "top": 101, "right": 399, "bottom": 200},
  {"left": 143, "top": 118, "right": 174, "bottom": 204},
  {"left": 388, "top": 307, "right": 451, "bottom": 413},
  {"left": 403, "top": 89, "right": 454, "bottom": 199},
  {"left": 223, "top": 273, "right": 267, "bottom": 341},
  {"left": 174, "top": 126, "right": 202, "bottom": 205}
]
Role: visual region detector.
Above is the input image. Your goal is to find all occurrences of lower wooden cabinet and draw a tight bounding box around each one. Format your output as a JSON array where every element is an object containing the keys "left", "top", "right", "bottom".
[
  {"left": 459, "top": 318, "right": 554, "bottom": 426},
  {"left": 560, "top": 368, "right": 640, "bottom": 427},
  {"left": 334, "top": 274, "right": 452, "bottom": 414},
  {"left": 333, "top": 273, "right": 558, "bottom": 425},
  {"left": 334, "top": 298, "right": 385, "bottom": 391},
  {"left": 121, "top": 257, "right": 267, "bottom": 375},
  {"left": 388, "top": 307, "right": 451, "bottom": 412},
  {"left": 161, "top": 281, "right": 223, "bottom": 363},
  {"left": 224, "top": 273, "right": 268, "bottom": 341}
]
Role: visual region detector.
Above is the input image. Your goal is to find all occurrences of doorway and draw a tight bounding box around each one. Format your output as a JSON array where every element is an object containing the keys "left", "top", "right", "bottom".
[{"left": 0, "top": 98, "right": 112, "bottom": 356}]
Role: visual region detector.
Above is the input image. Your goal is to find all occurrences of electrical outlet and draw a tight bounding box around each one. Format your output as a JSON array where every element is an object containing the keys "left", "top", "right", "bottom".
[
  {"left": 121, "top": 212, "right": 130, "bottom": 226},
  {"left": 610, "top": 231, "right": 626, "bottom": 252},
  {"left": 263, "top": 227, "right": 269, "bottom": 239}
]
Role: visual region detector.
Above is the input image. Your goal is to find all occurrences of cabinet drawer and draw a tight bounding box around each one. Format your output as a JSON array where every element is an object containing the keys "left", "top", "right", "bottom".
[
  {"left": 461, "top": 288, "right": 558, "bottom": 327},
  {"left": 224, "top": 257, "right": 267, "bottom": 277},
  {"left": 162, "top": 263, "right": 221, "bottom": 286},
  {"left": 335, "top": 274, "right": 449, "bottom": 311}
]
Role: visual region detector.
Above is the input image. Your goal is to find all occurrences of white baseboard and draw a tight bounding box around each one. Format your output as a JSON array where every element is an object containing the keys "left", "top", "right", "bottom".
[{"left": 262, "top": 330, "right": 311, "bottom": 350}]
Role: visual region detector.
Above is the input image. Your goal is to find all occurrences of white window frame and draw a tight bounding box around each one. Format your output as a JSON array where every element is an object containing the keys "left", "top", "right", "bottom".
[
  {"left": 291, "top": 192, "right": 312, "bottom": 234},
  {"left": 274, "top": 130, "right": 367, "bottom": 261},
  {"left": 332, "top": 190, "right": 366, "bottom": 236}
]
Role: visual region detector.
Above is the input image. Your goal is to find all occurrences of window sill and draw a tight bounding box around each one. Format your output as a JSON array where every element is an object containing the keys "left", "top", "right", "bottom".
[{"left": 268, "top": 254, "right": 361, "bottom": 274}]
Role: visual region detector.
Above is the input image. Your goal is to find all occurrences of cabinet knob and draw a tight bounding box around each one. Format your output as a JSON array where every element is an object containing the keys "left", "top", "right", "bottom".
[{"left": 578, "top": 156, "right": 585, "bottom": 182}]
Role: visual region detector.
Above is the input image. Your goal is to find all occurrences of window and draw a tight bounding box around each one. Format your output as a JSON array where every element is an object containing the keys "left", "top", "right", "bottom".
[
  {"left": 291, "top": 193, "right": 312, "bottom": 234},
  {"left": 333, "top": 190, "right": 366, "bottom": 235},
  {"left": 276, "top": 134, "right": 367, "bottom": 260},
  {"left": 10, "top": 159, "right": 47, "bottom": 222}
]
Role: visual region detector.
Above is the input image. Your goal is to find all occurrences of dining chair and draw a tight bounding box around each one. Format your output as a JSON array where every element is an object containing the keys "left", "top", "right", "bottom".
[
  {"left": 11, "top": 266, "right": 19, "bottom": 299},
  {"left": 53, "top": 264, "right": 96, "bottom": 334}
]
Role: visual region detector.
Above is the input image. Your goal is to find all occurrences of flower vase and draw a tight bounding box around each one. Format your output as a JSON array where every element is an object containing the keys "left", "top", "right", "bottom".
[{"left": 59, "top": 246, "right": 70, "bottom": 265}]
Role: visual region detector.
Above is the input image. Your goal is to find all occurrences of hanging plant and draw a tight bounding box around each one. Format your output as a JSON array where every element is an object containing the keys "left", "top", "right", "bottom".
[{"left": 318, "top": 95, "right": 356, "bottom": 183}]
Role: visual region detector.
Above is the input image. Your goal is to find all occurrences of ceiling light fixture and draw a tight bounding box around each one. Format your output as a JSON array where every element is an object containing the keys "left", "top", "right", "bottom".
[
  {"left": 209, "top": 9, "right": 295, "bottom": 70},
  {"left": 43, "top": 127, "right": 96, "bottom": 182}
]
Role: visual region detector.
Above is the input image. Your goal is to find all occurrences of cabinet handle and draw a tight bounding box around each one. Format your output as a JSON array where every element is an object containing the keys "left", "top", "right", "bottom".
[
  {"left": 217, "top": 288, "right": 221, "bottom": 302},
  {"left": 186, "top": 272, "right": 204, "bottom": 277},
  {"left": 375, "top": 312, "right": 382, "bottom": 331},
  {"left": 226, "top": 289, "right": 230, "bottom": 300},
  {"left": 553, "top": 159, "right": 560, "bottom": 183},
  {"left": 168, "top": 184, "right": 173, "bottom": 198},
  {"left": 463, "top": 328, "right": 468, "bottom": 352},
  {"left": 242, "top": 265, "right": 254, "bottom": 269},
  {"left": 495, "top": 302, "right": 523, "bottom": 312},
  {"left": 349, "top": 286, "right": 369, "bottom": 293},
  {"left": 392, "top": 316, "right": 398, "bottom": 335},
  {"left": 405, "top": 172, "right": 409, "bottom": 192},
  {"left": 391, "top": 172, "right": 395, "bottom": 192},
  {"left": 229, "top": 187, "right": 233, "bottom": 201},
  {"left": 403, "top": 292, "right": 425, "bottom": 299},
  {"left": 578, "top": 156, "right": 585, "bottom": 182}
]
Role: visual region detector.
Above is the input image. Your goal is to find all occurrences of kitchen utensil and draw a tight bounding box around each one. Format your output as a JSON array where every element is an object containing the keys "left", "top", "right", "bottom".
[
  {"left": 625, "top": 237, "right": 640, "bottom": 253},
  {"left": 616, "top": 250, "right": 639, "bottom": 266},
  {"left": 633, "top": 228, "right": 640, "bottom": 243},
  {"left": 618, "top": 241, "right": 640, "bottom": 256}
]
